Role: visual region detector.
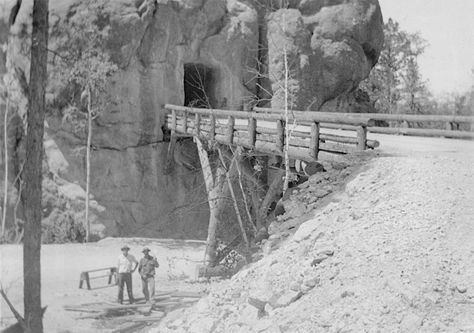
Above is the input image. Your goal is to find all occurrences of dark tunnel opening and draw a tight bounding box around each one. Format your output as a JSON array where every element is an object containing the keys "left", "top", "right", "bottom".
[{"left": 184, "top": 63, "right": 216, "bottom": 108}]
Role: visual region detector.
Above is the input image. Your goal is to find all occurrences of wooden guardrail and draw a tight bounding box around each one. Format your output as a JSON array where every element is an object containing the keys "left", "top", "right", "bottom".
[
  {"left": 164, "top": 104, "right": 377, "bottom": 162},
  {"left": 254, "top": 107, "right": 474, "bottom": 139}
]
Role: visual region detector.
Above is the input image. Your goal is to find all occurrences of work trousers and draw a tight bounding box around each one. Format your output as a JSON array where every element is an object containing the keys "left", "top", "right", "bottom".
[
  {"left": 141, "top": 275, "right": 155, "bottom": 302},
  {"left": 117, "top": 272, "right": 134, "bottom": 303}
]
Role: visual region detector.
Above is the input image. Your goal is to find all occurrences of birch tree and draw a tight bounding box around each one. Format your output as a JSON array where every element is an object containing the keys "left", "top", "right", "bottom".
[
  {"left": 50, "top": 1, "right": 117, "bottom": 241},
  {"left": 1, "top": 82, "right": 9, "bottom": 238}
]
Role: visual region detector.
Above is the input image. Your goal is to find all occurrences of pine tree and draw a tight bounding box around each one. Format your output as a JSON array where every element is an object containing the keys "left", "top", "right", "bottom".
[
  {"left": 22, "top": 0, "right": 49, "bottom": 331},
  {"left": 360, "top": 18, "right": 428, "bottom": 115}
]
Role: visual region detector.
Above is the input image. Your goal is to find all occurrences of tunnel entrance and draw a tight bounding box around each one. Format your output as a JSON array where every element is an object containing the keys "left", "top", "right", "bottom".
[{"left": 184, "top": 63, "right": 216, "bottom": 108}]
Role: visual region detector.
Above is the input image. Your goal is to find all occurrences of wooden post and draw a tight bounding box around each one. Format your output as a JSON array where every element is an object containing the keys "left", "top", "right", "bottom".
[
  {"left": 446, "top": 122, "right": 457, "bottom": 131},
  {"left": 276, "top": 120, "right": 285, "bottom": 153},
  {"left": 309, "top": 121, "right": 320, "bottom": 160},
  {"left": 357, "top": 125, "right": 367, "bottom": 151},
  {"left": 183, "top": 111, "right": 188, "bottom": 134},
  {"left": 108, "top": 268, "right": 117, "bottom": 285},
  {"left": 171, "top": 110, "right": 177, "bottom": 135},
  {"left": 227, "top": 116, "right": 235, "bottom": 144},
  {"left": 248, "top": 118, "right": 257, "bottom": 148},
  {"left": 195, "top": 113, "right": 201, "bottom": 136},
  {"left": 209, "top": 115, "right": 216, "bottom": 141},
  {"left": 79, "top": 272, "right": 91, "bottom": 290}
]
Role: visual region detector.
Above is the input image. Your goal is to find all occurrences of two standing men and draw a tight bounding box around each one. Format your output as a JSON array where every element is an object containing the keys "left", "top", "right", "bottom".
[{"left": 117, "top": 245, "right": 159, "bottom": 304}]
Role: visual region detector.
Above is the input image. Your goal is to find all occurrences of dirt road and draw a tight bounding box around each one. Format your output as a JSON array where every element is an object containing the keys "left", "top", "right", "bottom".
[
  {"left": 153, "top": 134, "right": 474, "bottom": 333},
  {"left": 0, "top": 238, "right": 206, "bottom": 332}
]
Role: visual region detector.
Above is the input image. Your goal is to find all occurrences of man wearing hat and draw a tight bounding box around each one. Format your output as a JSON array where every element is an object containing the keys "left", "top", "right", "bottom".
[
  {"left": 138, "top": 247, "right": 159, "bottom": 303},
  {"left": 117, "top": 245, "right": 138, "bottom": 304}
]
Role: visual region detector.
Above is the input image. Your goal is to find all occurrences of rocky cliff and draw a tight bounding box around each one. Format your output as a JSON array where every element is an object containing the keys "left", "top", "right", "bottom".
[{"left": 0, "top": 0, "right": 383, "bottom": 239}]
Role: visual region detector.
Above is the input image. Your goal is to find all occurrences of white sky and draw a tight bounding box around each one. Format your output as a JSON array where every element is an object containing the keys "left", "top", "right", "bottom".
[{"left": 379, "top": 0, "right": 474, "bottom": 96}]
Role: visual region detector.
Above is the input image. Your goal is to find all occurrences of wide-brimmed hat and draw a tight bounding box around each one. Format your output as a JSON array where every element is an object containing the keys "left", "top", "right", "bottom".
[
  {"left": 121, "top": 245, "right": 130, "bottom": 250},
  {"left": 142, "top": 247, "right": 151, "bottom": 253}
]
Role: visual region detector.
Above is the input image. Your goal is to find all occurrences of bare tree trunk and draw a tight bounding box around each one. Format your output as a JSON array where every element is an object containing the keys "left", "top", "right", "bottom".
[
  {"left": 232, "top": 148, "right": 257, "bottom": 234},
  {"left": 85, "top": 85, "right": 92, "bottom": 242},
  {"left": 13, "top": 162, "right": 24, "bottom": 243},
  {"left": 250, "top": 188, "right": 262, "bottom": 230},
  {"left": 21, "top": 0, "right": 49, "bottom": 331},
  {"left": 283, "top": 46, "right": 290, "bottom": 193},
  {"left": 257, "top": 169, "right": 285, "bottom": 225},
  {"left": 195, "top": 137, "right": 225, "bottom": 266},
  {"left": 1, "top": 92, "right": 9, "bottom": 238},
  {"left": 0, "top": 288, "right": 27, "bottom": 331},
  {"left": 218, "top": 148, "right": 250, "bottom": 249}
]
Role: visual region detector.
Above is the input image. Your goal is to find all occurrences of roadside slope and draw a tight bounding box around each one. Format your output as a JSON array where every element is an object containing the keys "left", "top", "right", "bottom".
[{"left": 154, "top": 136, "right": 474, "bottom": 333}]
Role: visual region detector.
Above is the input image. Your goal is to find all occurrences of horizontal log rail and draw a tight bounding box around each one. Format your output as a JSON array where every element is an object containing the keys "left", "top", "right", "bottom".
[
  {"left": 165, "top": 115, "right": 380, "bottom": 147},
  {"left": 165, "top": 113, "right": 374, "bottom": 146},
  {"left": 165, "top": 104, "right": 375, "bottom": 126},
  {"left": 169, "top": 119, "right": 359, "bottom": 155},
  {"left": 229, "top": 123, "right": 379, "bottom": 149},
  {"left": 254, "top": 107, "right": 474, "bottom": 139},
  {"left": 319, "top": 123, "right": 474, "bottom": 139},
  {"left": 164, "top": 104, "right": 377, "bottom": 162},
  {"left": 254, "top": 107, "right": 474, "bottom": 124}
]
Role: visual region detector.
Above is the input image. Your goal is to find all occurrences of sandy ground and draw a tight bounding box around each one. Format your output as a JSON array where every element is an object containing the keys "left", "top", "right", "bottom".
[
  {"left": 152, "top": 134, "right": 474, "bottom": 333},
  {"left": 0, "top": 238, "right": 207, "bottom": 332}
]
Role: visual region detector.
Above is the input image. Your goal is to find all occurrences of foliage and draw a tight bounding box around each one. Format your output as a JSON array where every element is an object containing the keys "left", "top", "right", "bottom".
[
  {"left": 49, "top": 0, "right": 117, "bottom": 242},
  {"left": 430, "top": 74, "right": 474, "bottom": 130},
  {"left": 361, "top": 18, "right": 473, "bottom": 133},
  {"left": 360, "top": 18, "right": 429, "bottom": 115},
  {"left": 49, "top": 0, "right": 117, "bottom": 122},
  {"left": 41, "top": 211, "right": 86, "bottom": 244}
]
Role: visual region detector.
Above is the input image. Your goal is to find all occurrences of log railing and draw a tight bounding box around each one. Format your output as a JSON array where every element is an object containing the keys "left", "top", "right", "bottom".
[
  {"left": 254, "top": 107, "right": 474, "bottom": 140},
  {"left": 164, "top": 104, "right": 377, "bottom": 162}
]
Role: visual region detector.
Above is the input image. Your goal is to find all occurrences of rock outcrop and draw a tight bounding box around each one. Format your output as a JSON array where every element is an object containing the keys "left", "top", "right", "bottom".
[
  {"left": 266, "top": 0, "right": 384, "bottom": 110},
  {"left": 1, "top": 0, "right": 383, "bottom": 239}
]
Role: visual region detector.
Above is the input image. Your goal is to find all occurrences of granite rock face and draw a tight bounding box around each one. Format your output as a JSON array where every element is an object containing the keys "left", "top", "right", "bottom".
[
  {"left": 2, "top": 0, "right": 260, "bottom": 238},
  {"left": 1, "top": 0, "right": 383, "bottom": 238},
  {"left": 51, "top": 0, "right": 259, "bottom": 237},
  {"left": 266, "top": 0, "right": 384, "bottom": 110}
]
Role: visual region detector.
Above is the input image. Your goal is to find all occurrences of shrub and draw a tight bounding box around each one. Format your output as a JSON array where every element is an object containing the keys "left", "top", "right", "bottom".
[{"left": 42, "top": 210, "right": 86, "bottom": 244}]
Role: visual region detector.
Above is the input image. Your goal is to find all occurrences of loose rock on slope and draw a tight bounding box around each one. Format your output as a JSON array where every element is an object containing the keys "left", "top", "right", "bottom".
[{"left": 152, "top": 137, "right": 474, "bottom": 333}]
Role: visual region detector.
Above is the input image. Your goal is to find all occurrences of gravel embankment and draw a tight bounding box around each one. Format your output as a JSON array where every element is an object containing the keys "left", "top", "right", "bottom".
[{"left": 153, "top": 135, "right": 474, "bottom": 333}]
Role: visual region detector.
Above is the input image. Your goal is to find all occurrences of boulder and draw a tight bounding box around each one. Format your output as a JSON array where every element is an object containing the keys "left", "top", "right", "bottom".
[
  {"left": 319, "top": 88, "right": 377, "bottom": 113},
  {"left": 267, "top": 0, "right": 384, "bottom": 110}
]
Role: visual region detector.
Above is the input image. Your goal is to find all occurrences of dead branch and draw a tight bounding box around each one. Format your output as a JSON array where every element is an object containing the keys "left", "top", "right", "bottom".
[
  {"left": 0, "top": 286, "right": 27, "bottom": 330},
  {"left": 217, "top": 147, "right": 250, "bottom": 249},
  {"left": 258, "top": 168, "right": 285, "bottom": 225},
  {"left": 231, "top": 146, "right": 258, "bottom": 234}
]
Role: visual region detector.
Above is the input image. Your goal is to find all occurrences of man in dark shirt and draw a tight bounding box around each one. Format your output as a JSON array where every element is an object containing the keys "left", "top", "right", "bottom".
[{"left": 138, "top": 247, "right": 159, "bottom": 303}]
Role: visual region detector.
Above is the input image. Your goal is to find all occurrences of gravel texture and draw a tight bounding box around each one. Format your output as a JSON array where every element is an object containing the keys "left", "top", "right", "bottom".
[{"left": 152, "top": 135, "right": 474, "bottom": 333}]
